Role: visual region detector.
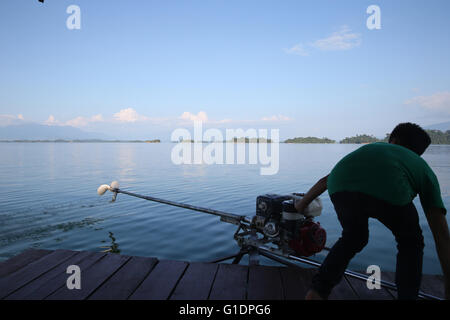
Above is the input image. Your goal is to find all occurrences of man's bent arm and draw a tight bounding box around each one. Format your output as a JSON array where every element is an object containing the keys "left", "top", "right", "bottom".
[
  {"left": 295, "top": 174, "right": 329, "bottom": 213},
  {"left": 425, "top": 207, "right": 450, "bottom": 299}
]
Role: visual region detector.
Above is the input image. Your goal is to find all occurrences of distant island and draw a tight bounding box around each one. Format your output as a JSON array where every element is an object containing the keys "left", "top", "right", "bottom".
[
  {"left": 340, "top": 130, "right": 450, "bottom": 144},
  {"left": 284, "top": 137, "right": 335, "bottom": 144},
  {"left": 0, "top": 139, "right": 161, "bottom": 143},
  {"left": 228, "top": 137, "right": 272, "bottom": 143},
  {"left": 282, "top": 129, "right": 450, "bottom": 145},
  {"left": 339, "top": 134, "right": 384, "bottom": 144},
  {"left": 426, "top": 130, "right": 450, "bottom": 144}
]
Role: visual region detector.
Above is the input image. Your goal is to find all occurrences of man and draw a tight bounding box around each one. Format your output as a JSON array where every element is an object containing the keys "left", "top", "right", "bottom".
[{"left": 295, "top": 123, "right": 449, "bottom": 300}]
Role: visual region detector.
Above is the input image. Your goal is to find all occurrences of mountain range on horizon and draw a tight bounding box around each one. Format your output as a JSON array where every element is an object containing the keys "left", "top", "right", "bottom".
[
  {"left": 0, "top": 123, "right": 110, "bottom": 140},
  {"left": 425, "top": 121, "right": 450, "bottom": 132}
]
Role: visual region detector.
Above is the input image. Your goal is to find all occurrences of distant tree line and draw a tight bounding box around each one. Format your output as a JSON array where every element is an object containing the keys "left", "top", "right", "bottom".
[
  {"left": 284, "top": 137, "right": 336, "bottom": 144},
  {"left": 425, "top": 130, "right": 450, "bottom": 144},
  {"left": 229, "top": 137, "right": 272, "bottom": 143},
  {"left": 340, "top": 130, "right": 450, "bottom": 144},
  {"left": 339, "top": 134, "right": 383, "bottom": 144},
  {"left": 283, "top": 130, "right": 450, "bottom": 144}
]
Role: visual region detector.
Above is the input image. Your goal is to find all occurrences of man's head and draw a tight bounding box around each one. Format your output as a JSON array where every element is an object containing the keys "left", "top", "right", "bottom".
[{"left": 388, "top": 122, "right": 431, "bottom": 156}]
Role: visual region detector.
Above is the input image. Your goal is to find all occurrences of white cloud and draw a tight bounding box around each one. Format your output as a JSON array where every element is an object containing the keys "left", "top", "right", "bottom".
[
  {"left": 310, "top": 25, "right": 361, "bottom": 51},
  {"left": 180, "top": 111, "right": 209, "bottom": 122},
  {"left": 13, "top": 109, "right": 293, "bottom": 133},
  {"left": 45, "top": 115, "right": 59, "bottom": 125},
  {"left": 405, "top": 91, "right": 450, "bottom": 113},
  {"left": 0, "top": 114, "right": 26, "bottom": 126},
  {"left": 42, "top": 109, "right": 168, "bottom": 128},
  {"left": 178, "top": 112, "right": 293, "bottom": 124},
  {"left": 66, "top": 114, "right": 104, "bottom": 127},
  {"left": 91, "top": 114, "right": 104, "bottom": 122},
  {"left": 65, "top": 117, "right": 86, "bottom": 127},
  {"left": 261, "top": 115, "right": 292, "bottom": 122},
  {"left": 44, "top": 114, "right": 104, "bottom": 127},
  {"left": 285, "top": 25, "right": 361, "bottom": 56},
  {"left": 177, "top": 112, "right": 292, "bottom": 124},
  {"left": 215, "top": 118, "right": 233, "bottom": 124},
  {"left": 284, "top": 44, "right": 309, "bottom": 56},
  {"left": 113, "top": 108, "right": 148, "bottom": 123}
]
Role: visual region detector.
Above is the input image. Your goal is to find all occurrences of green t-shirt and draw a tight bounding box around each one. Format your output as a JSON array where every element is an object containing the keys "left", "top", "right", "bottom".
[{"left": 327, "top": 142, "right": 446, "bottom": 214}]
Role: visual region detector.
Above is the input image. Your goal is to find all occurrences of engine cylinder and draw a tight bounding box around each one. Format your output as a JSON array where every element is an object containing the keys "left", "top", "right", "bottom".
[{"left": 280, "top": 200, "right": 303, "bottom": 240}]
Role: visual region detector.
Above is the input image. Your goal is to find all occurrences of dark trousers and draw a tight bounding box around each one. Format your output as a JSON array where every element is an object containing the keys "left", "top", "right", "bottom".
[{"left": 311, "top": 191, "right": 424, "bottom": 300}]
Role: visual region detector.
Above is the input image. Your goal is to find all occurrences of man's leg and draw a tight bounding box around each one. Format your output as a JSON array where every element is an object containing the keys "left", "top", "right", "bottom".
[
  {"left": 372, "top": 202, "right": 424, "bottom": 300},
  {"left": 309, "top": 192, "right": 369, "bottom": 299}
]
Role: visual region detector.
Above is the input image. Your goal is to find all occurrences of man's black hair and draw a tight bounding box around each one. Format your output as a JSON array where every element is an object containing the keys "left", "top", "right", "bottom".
[{"left": 389, "top": 122, "right": 431, "bottom": 156}]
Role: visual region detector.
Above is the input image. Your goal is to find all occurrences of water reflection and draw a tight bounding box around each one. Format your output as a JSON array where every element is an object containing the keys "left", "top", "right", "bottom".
[
  {"left": 116, "top": 144, "right": 137, "bottom": 183},
  {"left": 100, "top": 231, "right": 121, "bottom": 254}
]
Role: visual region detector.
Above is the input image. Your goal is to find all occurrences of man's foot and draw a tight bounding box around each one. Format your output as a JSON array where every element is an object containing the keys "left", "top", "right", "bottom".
[{"left": 305, "top": 289, "right": 323, "bottom": 300}]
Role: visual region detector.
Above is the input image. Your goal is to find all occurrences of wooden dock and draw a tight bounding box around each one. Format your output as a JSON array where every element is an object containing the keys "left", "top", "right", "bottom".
[{"left": 0, "top": 249, "right": 445, "bottom": 300}]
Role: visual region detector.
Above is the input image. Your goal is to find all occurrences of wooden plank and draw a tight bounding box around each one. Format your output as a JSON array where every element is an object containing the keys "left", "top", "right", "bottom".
[
  {"left": 301, "top": 269, "right": 358, "bottom": 300},
  {"left": 2, "top": 248, "right": 443, "bottom": 301},
  {"left": 380, "top": 271, "right": 445, "bottom": 300},
  {"left": 295, "top": 267, "right": 316, "bottom": 294},
  {"left": 5, "top": 251, "right": 105, "bottom": 300},
  {"left": 292, "top": 268, "right": 358, "bottom": 300},
  {"left": 278, "top": 266, "right": 313, "bottom": 300},
  {"left": 381, "top": 271, "right": 398, "bottom": 299},
  {"left": 128, "top": 260, "right": 188, "bottom": 300},
  {"left": 45, "top": 253, "right": 130, "bottom": 300},
  {"left": 344, "top": 275, "right": 393, "bottom": 300},
  {"left": 247, "top": 265, "right": 284, "bottom": 300},
  {"left": 328, "top": 276, "right": 359, "bottom": 300},
  {"left": 88, "top": 256, "right": 158, "bottom": 300},
  {"left": 209, "top": 263, "right": 248, "bottom": 300},
  {"left": 0, "top": 249, "right": 52, "bottom": 279},
  {"left": 420, "top": 274, "right": 445, "bottom": 299},
  {"left": 0, "top": 249, "right": 78, "bottom": 299},
  {"left": 170, "top": 262, "right": 219, "bottom": 300}
]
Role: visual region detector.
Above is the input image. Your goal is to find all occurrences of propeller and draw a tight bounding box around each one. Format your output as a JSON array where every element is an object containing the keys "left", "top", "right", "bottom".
[{"left": 97, "top": 181, "right": 120, "bottom": 201}]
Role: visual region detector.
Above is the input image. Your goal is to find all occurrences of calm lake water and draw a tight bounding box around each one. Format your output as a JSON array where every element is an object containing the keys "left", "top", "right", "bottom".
[{"left": 0, "top": 142, "right": 449, "bottom": 275}]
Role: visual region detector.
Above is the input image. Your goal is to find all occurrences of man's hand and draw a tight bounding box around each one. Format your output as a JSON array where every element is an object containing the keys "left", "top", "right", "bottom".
[
  {"left": 294, "top": 196, "right": 306, "bottom": 213},
  {"left": 295, "top": 175, "right": 329, "bottom": 213},
  {"left": 425, "top": 207, "right": 450, "bottom": 299}
]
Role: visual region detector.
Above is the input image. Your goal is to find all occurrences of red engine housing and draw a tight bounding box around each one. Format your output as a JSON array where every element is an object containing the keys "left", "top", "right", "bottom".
[{"left": 288, "top": 221, "right": 326, "bottom": 257}]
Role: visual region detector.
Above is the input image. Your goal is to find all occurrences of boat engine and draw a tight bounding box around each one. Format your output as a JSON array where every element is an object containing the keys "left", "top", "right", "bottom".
[{"left": 253, "top": 194, "right": 326, "bottom": 257}]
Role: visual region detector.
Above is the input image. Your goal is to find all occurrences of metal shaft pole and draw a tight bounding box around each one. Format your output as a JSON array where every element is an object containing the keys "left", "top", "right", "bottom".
[{"left": 115, "top": 189, "right": 247, "bottom": 222}]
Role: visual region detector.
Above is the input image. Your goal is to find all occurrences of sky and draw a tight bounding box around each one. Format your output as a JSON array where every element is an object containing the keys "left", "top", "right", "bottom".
[{"left": 0, "top": 0, "right": 450, "bottom": 140}]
